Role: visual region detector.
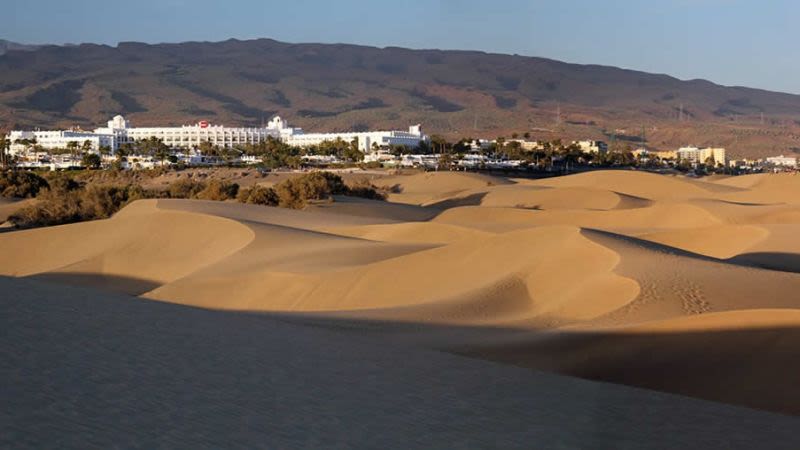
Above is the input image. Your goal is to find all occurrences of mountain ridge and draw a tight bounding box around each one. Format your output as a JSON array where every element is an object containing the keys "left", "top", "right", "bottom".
[{"left": 0, "top": 39, "right": 40, "bottom": 56}]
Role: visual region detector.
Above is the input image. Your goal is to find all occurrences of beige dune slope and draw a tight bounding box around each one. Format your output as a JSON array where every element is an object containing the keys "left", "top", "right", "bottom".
[
  {"left": 433, "top": 201, "right": 723, "bottom": 233},
  {"left": 147, "top": 224, "right": 639, "bottom": 323},
  {"left": 0, "top": 200, "right": 254, "bottom": 294},
  {"left": 478, "top": 184, "right": 653, "bottom": 210},
  {"left": 530, "top": 170, "right": 744, "bottom": 200},
  {"left": 380, "top": 171, "right": 512, "bottom": 205},
  {"left": 4, "top": 169, "right": 800, "bottom": 416}
]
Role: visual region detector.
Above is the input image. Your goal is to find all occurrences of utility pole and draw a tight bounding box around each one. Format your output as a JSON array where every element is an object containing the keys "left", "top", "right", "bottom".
[
  {"left": 556, "top": 103, "right": 561, "bottom": 126},
  {"left": 641, "top": 125, "right": 647, "bottom": 150},
  {"left": 611, "top": 131, "right": 616, "bottom": 153}
]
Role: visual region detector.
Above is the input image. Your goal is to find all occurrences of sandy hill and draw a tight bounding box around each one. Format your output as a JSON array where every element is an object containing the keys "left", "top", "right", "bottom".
[
  {"left": 2, "top": 170, "right": 800, "bottom": 423},
  {"left": 3, "top": 38, "right": 800, "bottom": 157}
]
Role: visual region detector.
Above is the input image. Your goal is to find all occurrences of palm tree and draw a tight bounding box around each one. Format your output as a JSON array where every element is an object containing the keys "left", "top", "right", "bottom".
[
  {"left": 496, "top": 137, "right": 506, "bottom": 159},
  {"left": 81, "top": 139, "right": 93, "bottom": 154},
  {"left": 0, "top": 133, "right": 8, "bottom": 169},
  {"left": 66, "top": 141, "right": 79, "bottom": 160},
  {"left": 117, "top": 143, "right": 132, "bottom": 161}
]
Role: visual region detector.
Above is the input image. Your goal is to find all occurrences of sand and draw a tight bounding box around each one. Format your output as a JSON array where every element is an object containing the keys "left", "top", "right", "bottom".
[
  {"left": 5, "top": 276, "right": 799, "bottom": 449},
  {"left": 0, "top": 197, "right": 34, "bottom": 227},
  {"left": 3, "top": 169, "right": 800, "bottom": 444}
]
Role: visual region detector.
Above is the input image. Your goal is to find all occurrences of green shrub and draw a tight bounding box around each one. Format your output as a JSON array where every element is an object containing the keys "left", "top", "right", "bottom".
[
  {"left": 168, "top": 178, "right": 206, "bottom": 199},
  {"left": 6, "top": 170, "right": 386, "bottom": 228},
  {"left": 346, "top": 178, "right": 387, "bottom": 200},
  {"left": 8, "top": 183, "right": 145, "bottom": 228},
  {"left": 82, "top": 153, "right": 102, "bottom": 169},
  {"left": 274, "top": 171, "right": 347, "bottom": 209},
  {"left": 80, "top": 185, "right": 133, "bottom": 220},
  {"left": 7, "top": 182, "right": 172, "bottom": 229},
  {"left": 196, "top": 179, "right": 239, "bottom": 201},
  {"left": 237, "top": 185, "right": 278, "bottom": 205},
  {"left": 47, "top": 176, "right": 81, "bottom": 194},
  {"left": 0, "top": 170, "right": 49, "bottom": 198}
]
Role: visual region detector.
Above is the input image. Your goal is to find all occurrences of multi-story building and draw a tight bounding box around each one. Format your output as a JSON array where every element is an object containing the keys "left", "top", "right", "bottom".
[
  {"left": 574, "top": 140, "right": 608, "bottom": 154},
  {"left": 9, "top": 115, "right": 428, "bottom": 154},
  {"left": 652, "top": 150, "right": 678, "bottom": 160},
  {"left": 506, "top": 139, "right": 544, "bottom": 151},
  {"left": 93, "top": 115, "right": 292, "bottom": 151},
  {"left": 765, "top": 155, "right": 797, "bottom": 167},
  {"left": 7, "top": 129, "right": 115, "bottom": 154},
  {"left": 283, "top": 124, "right": 428, "bottom": 151},
  {"left": 676, "top": 146, "right": 726, "bottom": 166}
]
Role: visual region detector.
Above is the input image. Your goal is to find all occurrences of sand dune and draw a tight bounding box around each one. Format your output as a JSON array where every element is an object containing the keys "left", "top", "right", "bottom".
[
  {"left": 380, "top": 171, "right": 512, "bottom": 205},
  {"left": 0, "top": 200, "right": 253, "bottom": 294},
  {"left": 715, "top": 173, "right": 800, "bottom": 204},
  {"left": 530, "top": 170, "right": 744, "bottom": 200},
  {"left": 479, "top": 185, "right": 653, "bottom": 210},
  {"left": 434, "top": 201, "right": 722, "bottom": 233},
  {"left": 637, "top": 224, "right": 770, "bottom": 259},
  {"left": 323, "top": 220, "right": 494, "bottom": 244},
  {"left": 466, "top": 310, "right": 800, "bottom": 415},
  {"left": 4, "top": 169, "right": 800, "bottom": 422},
  {"left": 147, "top": 224, "right": 638, "bottom": 319}
]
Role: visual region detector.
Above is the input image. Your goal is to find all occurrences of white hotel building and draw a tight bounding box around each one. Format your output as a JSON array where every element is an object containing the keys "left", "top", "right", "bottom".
[
  {"left": 9, "top": 115, "right": 428, "bottom": 155},
  {"left": 284, "top": 124, "right": 427, "bottom": 151},
  {"left": 676, "top": 146, "right": 726, "bottom": 166},
  {"left": 7, "top": 130, "right": 115, "bottom": 154}
]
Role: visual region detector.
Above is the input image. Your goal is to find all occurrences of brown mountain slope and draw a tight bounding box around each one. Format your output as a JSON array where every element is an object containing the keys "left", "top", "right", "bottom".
[{"left": 2, "top": 38, "right": 800, "bottom": 158}]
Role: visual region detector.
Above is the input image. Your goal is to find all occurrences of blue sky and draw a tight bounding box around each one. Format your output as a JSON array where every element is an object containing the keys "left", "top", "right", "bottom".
[{"left": 5, "top": 0, "right": 799, "bottom": 93}]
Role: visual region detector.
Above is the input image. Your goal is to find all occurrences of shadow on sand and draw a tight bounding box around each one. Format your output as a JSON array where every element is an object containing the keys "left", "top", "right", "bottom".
[
  {"left": 29, "top": 272, "right": 161, "bottom": 296},
  {"left": 270, "top": 311, "right": 800, "bottom": 417},
  {"left": 3, "top": 275, "right": 800, "bottom": 448}
]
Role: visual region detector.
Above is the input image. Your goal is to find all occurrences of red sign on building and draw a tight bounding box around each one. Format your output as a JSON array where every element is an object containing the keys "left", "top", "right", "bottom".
[{"left": 198, "top": 120, "right": 209, "bottom": 128}]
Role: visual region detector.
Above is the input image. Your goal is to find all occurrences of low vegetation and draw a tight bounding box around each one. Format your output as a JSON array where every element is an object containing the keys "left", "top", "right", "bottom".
[
  {"left": 236, "top": 185, "right": 278, "bottom": 206},
  {"left": 8, "top": 182, "right": 155, "bottom": 229},
  {"left": 0, "top": 170, "right": 49, "bottom": 198},
  {"left": 272, "top": 171, "right": 347, "bottom": 208},
  {"left": 166, "top": 178, "right": 239, "bottom": 200},
  {"left": 167, "top": 178, "right": 207, "bottom": 199},
  {"left": 346, "top": 178, "right": 388, "bottom": 200},
  {"left": 236, "top": 172, "right": 384, "bottom": 209},
  {"left": 196, "top": 180, "right": 239, "bottom": 201},
  {"left": 4, "top": 170, "right": 385, "bottom": 229}
]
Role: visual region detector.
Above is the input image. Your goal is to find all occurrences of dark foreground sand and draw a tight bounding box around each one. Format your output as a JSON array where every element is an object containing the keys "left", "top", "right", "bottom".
[{"left": 2, "top": 276, "right": 798, "bottom": 449}]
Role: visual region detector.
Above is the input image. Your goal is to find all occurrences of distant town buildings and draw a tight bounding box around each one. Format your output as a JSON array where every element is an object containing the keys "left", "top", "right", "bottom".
[
  {"left": 12, "top": 115, "right": 796, "bottom": 175},
  {"left": 676, "top": 146, "right": 726, "bottom": 166},
  {"left": 8, "top": 129, "right": 114, "bottom": 153},
  {"left": 97, "top": 115, "right": 291, "bottom": 151},
  {"left": 8, "top": 115, "right": 429, "bottom": 155},
  {"left": 283, "top": 124, "right": 427, "bottom": 151},
  {"left": 573, "top": 140, "right": 609, "bottom": 154},
  {"left": 765, "top": 155, "right": 797, "bottom": 167}
]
